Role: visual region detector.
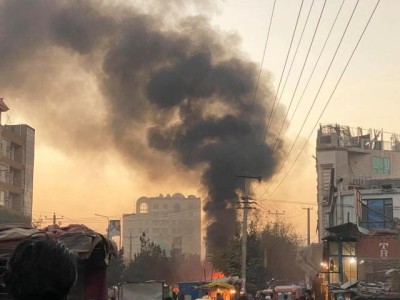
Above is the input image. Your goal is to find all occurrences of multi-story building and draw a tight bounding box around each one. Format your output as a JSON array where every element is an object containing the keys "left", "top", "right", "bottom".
[
  {"left": 0, "top": 98, "right": 35, "bottom": 219},
  {"left": 315, "top": 124, "right": 400, "bottom": 284},
  {"left": 316, "top": 124, "right": 400, "bottom": 239},
  {"left": 122, "top": 193, "right": 201, "bottom": 262}
]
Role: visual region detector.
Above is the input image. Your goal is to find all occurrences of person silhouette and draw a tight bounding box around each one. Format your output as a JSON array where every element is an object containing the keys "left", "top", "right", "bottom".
[{"left": 4, "top": 238, "right": 77, "bottom": 300}]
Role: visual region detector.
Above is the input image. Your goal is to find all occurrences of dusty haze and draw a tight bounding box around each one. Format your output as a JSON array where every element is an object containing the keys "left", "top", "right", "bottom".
[{"left": 0, "top": 0, "right": 289, "bottom": 251}]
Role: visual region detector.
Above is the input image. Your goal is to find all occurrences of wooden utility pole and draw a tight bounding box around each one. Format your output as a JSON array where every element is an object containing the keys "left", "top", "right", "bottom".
[
  {"left": 302, "top": 206, "right": 313, "bottom": 245},
  {"left": 237, "top": 174, "right": 262, "bottom": 294},
  {"left": 45, "top": 213, "right": 63, "bottom": 226}
]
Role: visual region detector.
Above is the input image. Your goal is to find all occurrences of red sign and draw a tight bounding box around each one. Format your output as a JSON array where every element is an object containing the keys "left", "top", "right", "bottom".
[{"left": 358, "top": 235, "right": 400, "bottom": 259}]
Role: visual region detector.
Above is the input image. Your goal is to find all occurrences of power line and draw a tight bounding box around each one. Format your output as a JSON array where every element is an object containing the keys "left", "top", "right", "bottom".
[
  {"left": 261, "top": 0, "right": 305, "bottom": 144},
  {"left": 272, "top": 0, "right": 328, "bottom": 151},
  {"left": 267, "top": 0, "right": 381, "bottom": 197},
  {"left": 278, "top": 0, "right": 346, "bottom": 150},
  {"left": 251, "top": 0, "right": 277, "bottom": 108},
  {"left": 261, "top": 0, "right": 361, "bottom": 198}
]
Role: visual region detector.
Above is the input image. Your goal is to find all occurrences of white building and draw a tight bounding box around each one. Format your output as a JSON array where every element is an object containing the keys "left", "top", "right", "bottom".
[{"left": 122, "top": 193, "right": 201, "bottom": 262}]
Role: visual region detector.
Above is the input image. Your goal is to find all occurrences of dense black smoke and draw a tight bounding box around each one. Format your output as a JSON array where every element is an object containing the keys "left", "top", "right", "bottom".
[{"left": 0, "top": 0, "right": 286, "bottom": 251}]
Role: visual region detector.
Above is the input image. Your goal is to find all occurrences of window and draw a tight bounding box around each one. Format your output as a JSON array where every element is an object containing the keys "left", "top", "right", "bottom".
[
  {"left": 173, "top": 203, "right": 181, "bottom": 212},
  {"left": 0, "top": 191, "right": 4, "bottom": 206},
  {"left": 361, "top": 199, "right": 393, "bottom": 229},
  {"left": 373, "top": 157, "right": 390, "bottom": 175},
  {"left": 139, "top": 203, "right": 148, "bottom": 214},
  {"left": 0, "top": 139, "right": 7, "bottom": 157},
  {"left": 0, "top": 165, "right": 7, "bottom": 183}
]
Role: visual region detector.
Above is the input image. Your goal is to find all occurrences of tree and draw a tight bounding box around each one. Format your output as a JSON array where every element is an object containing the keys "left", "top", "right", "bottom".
[
  {"left": 209, "top": 218, "right": 305, "bottom": 295},
  {"left": 169, "top": 249, "right": 204, "bottom": 283},
  {"left": 122, "top": 233, "right": 205, "bottom": 286},
  {"left": 123, "top": 232, "right": 170, "bottom": 282},
  {"left": 261, "top": 221, "right": 304, "bottom": 283},
  {"left": 107, "top": 249, "right": 125, "bottom": 287}
]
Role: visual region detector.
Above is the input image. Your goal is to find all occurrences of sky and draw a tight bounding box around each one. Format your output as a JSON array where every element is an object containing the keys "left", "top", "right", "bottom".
[{"left": 1, "top": 0, "right": 399, "bottom": 245}]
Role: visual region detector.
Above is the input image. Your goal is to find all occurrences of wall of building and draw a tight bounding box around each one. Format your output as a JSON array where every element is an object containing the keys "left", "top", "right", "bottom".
[
  {"left": 122, "top": 193, "right": 201, "bottom": 263},
  {"left": 0, "top": 124, "right": 35, "bottom": 218}
]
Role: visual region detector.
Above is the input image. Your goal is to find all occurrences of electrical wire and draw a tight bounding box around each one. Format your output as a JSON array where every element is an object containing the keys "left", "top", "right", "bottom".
[
  {"left": 272, "top": 0, "right": 327, "bottom": 151},
  {"left": 251, "top": 0, "right": 277, "bottom": 107},
  {"left": 267, "top": 0, "right": 382, "bottom": 198},
  {"left": 261, "top": 0, "right": 305, "bottom": 144},
  {"left": 260, "top": 0, "right": 361, "bottom": 198},
  {"left": 279, "top": 0, "right": 346, "bottom": 146}
]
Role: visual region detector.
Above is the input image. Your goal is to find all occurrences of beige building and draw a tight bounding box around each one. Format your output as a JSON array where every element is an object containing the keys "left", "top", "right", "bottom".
[
  {"left": 0, "top": 98, "right": 35, "bottom": 218},
  {"left": 316, "top": 124, "right": 400, "bottom": 240},
  {"left": 314, "top": 124, "right": 400, "bottom": 286},
  {"left": 122, "top": 193, "right": 201, "bottom": 262}
]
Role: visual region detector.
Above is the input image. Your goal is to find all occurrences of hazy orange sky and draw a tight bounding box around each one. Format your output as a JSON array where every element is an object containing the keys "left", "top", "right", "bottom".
[{"left": 2, "top": 0, "right": 399, "bottom": 245}]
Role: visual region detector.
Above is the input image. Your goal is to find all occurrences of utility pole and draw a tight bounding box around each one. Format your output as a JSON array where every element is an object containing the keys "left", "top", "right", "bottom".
[
  {"left": 237, "top": 174, "right": 262, "bottom": 294},
  {"left": 267, "top": 210, "right": 285, "bottom": 221},
  {"left": 129, "top": 232, "right": 132, "bottom": 261},
  {"left": 95, "top": 213, "right": 110, "bottom": 239},
  {"left": 302, "top": 206, "right": 313, "bottom": 245},
  {"left": 45, "top": 213, "right": 63, "bottom": 226},
  {"left": 267, "top": 210, "right": 285, "bottom": 235}
]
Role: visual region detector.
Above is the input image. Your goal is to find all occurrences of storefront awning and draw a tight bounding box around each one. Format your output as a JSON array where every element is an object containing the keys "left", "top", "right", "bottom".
[{"left": 323, "top": 222, "right": 369, "bottom": 241}]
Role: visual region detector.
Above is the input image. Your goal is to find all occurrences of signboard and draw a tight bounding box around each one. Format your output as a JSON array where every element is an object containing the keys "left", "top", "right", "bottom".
[
  {"left": 358, "top": 235, "right": 400, "bottom": 259},
  {"left": 109, "top": 220, "right": 121, "bottom": 237}
]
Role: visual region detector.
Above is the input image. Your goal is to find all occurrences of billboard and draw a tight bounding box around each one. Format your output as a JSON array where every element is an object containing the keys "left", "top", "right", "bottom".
[{"left": 109, "top": 220, "right": 121, "bottom": 237}]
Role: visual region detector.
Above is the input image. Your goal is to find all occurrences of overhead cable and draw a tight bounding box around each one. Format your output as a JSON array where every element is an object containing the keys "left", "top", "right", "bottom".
[
  {"left": 267, "top": 0, "right": 381, "bottom": 198},
  {"left": 261, "top": 0, "right": 305, "bottom": 144}
]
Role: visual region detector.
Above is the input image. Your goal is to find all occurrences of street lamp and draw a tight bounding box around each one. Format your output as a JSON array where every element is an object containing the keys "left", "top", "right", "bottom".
[{"left": 94, "top": 213, "right": 110, "bottom": 239}]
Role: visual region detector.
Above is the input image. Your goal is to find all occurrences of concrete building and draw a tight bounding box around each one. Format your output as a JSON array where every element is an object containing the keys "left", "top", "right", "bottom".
[
  {"left": 316, "top": 124, "right": 400, "bottom": 239},
  {"left": 0, "top": 98, "right": 35, "bottom": 219},
  {"left": 315, "top": 124, "right": 400, "bottom": 285},
  {"left": 122, "top": 193, "right": 201, "bottom": 262}
]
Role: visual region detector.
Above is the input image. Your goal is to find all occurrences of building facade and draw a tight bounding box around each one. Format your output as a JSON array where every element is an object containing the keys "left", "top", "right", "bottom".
[
  {"left": 316, "top": 124, "right": 400, "bottom": 239},
  {"left": 122, "top": 193, "right": 201, "bottom": 262},
  {"left": 315, "top": 124, "right": 400, "bottom": 285},
  {"left": 0, "top": 98, "right": 35, "bottom": 219}
]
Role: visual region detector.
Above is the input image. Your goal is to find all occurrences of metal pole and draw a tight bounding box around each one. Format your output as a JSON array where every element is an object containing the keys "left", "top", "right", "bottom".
[
  {"left": 241, "top": 179, "right": 249, "bottom": 294},
  {"left": 129, "top": 232, "right": 132, "bottom": 261},
  {"left": 95, "top": 213, "right": 110, "bottom": 239},
  {"left": 302, "top": 207, "right": 313, "bottom": 245},
  {"left": 236, "top": 174, "right": 261, "bottom": 294}
]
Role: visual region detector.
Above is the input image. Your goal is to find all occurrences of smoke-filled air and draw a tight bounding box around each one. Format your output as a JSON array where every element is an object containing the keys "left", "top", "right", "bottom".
[{"left": 0, "top": 0, "right": 288, "bottom": 252}]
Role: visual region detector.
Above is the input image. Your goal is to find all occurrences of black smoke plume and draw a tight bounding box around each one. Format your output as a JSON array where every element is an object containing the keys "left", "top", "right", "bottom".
[{"left": 0, "top": 0, "right": 285, "bottom": 252}]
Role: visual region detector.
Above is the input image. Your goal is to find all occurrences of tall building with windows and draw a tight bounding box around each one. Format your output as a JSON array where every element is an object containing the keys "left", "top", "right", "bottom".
[
  {"left": 122, "top": 193, "right": 201, "bottom": 262},
  {"left": 0, "top": 98, "right": 35, "bottom": 219}
]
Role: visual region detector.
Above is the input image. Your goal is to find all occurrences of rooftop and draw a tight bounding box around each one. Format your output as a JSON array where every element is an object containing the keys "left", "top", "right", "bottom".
[{"left": 317, "top": 124, "right": 400, "bottom": 152}]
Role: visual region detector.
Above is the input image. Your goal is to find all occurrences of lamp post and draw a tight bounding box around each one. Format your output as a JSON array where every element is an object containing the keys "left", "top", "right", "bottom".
[{"left": 95, "top": 213, "right": 110, "bottom": 239}]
